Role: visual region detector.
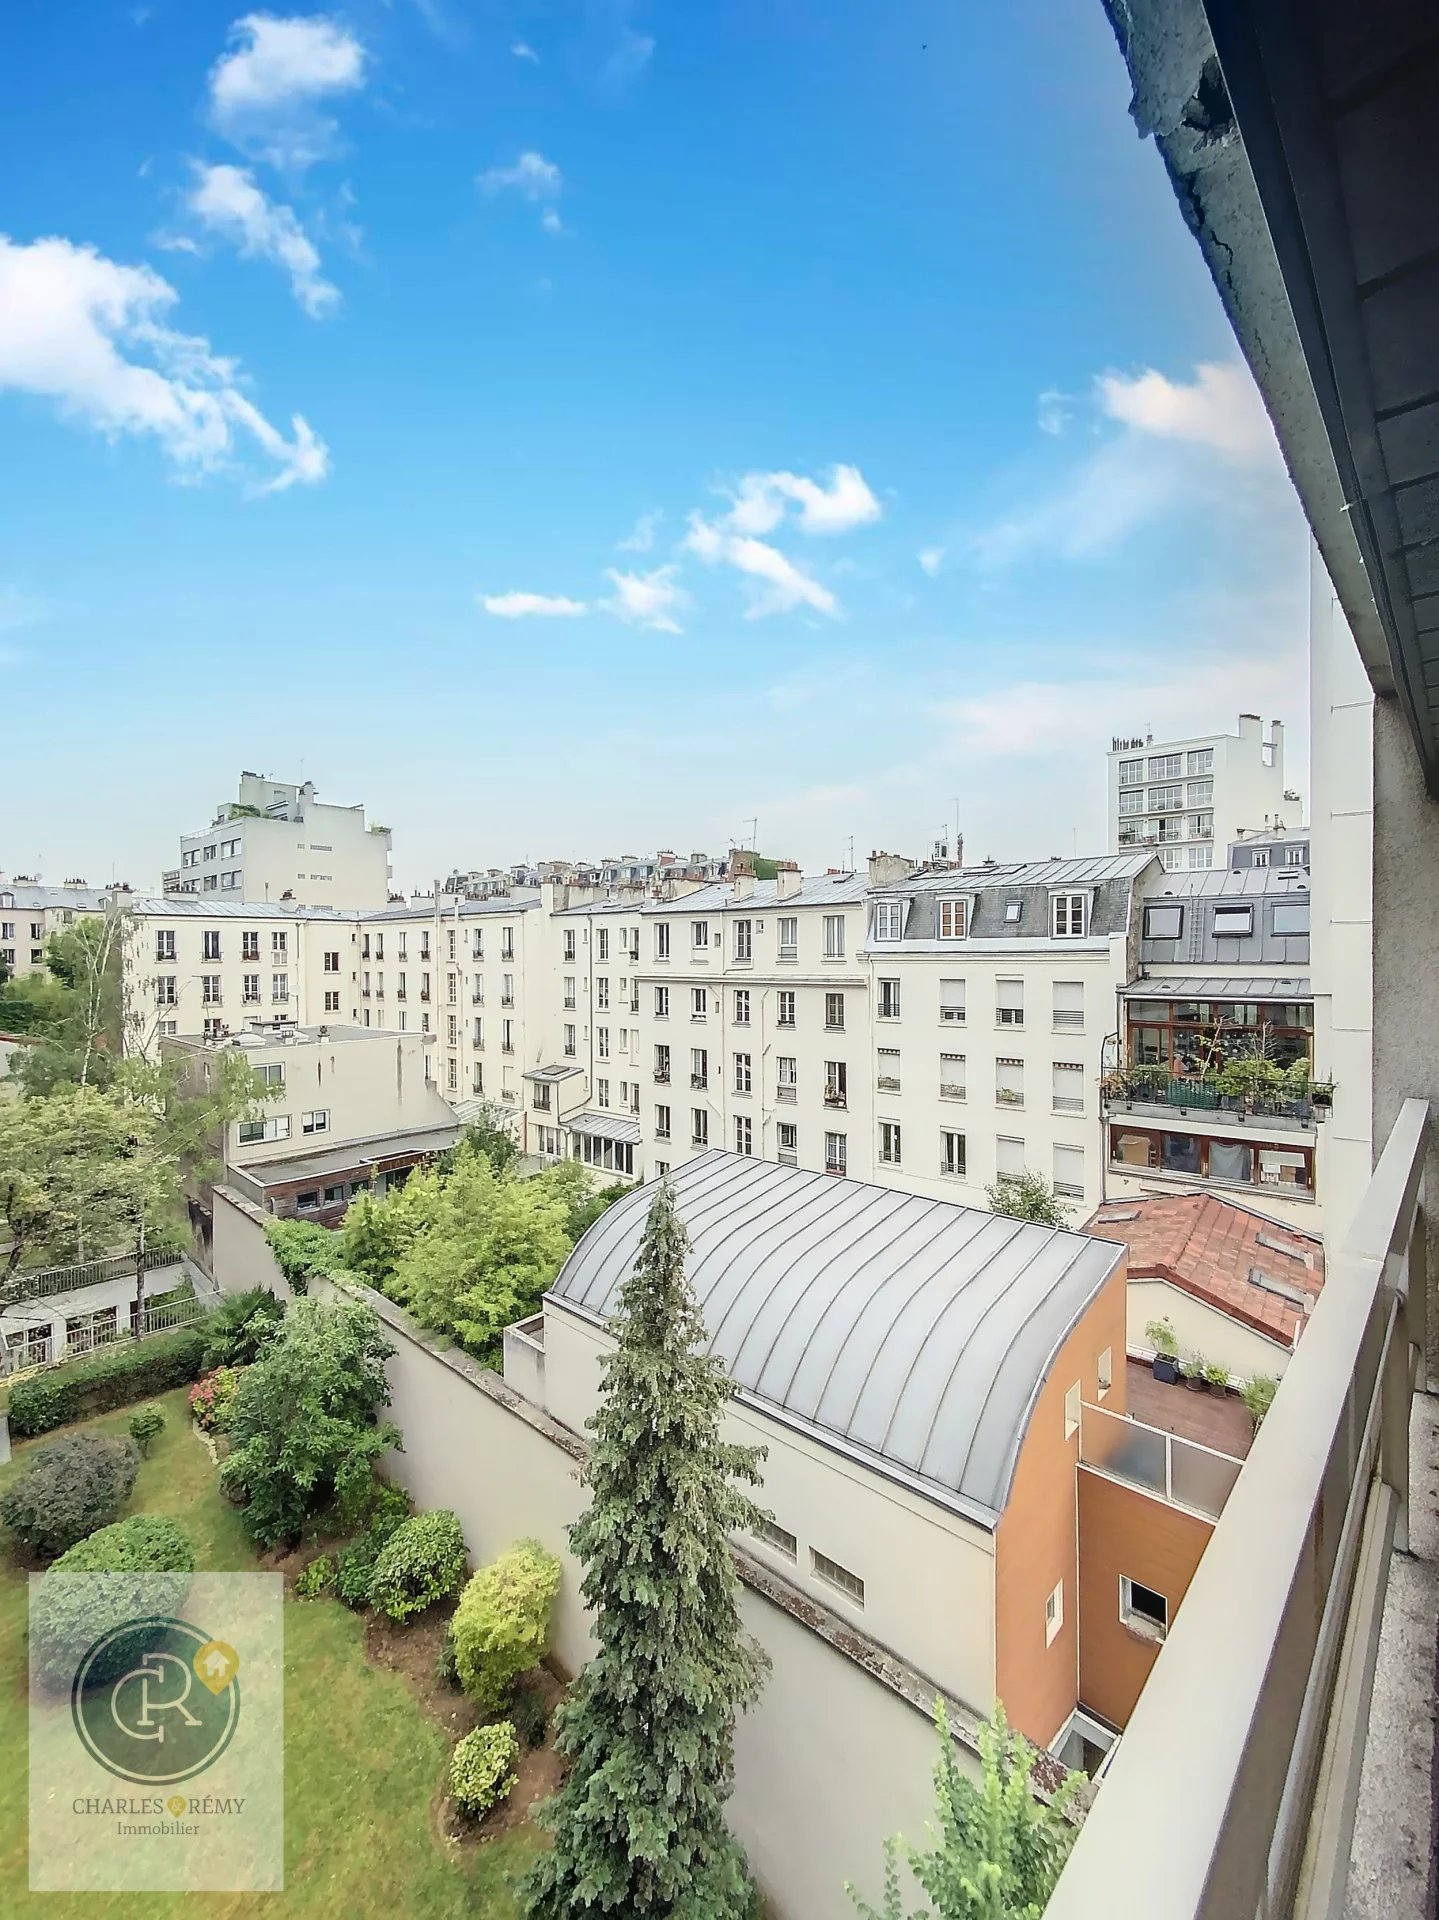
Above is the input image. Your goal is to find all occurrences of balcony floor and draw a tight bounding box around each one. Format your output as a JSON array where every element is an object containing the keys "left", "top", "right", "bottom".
[{"left": 1124, "top": 1359, "right": 1254, "bottom": 1461}]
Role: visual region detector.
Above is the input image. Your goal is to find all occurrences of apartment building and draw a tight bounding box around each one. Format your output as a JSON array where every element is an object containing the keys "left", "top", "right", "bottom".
[
  {"left": 0, "top": 879, "right": 121, "bottom": 981},
  {"left": 164, "top": 773, "right": 392, "bottom": 909},
  {"left": 1228, "top": 825, "right": 1311, "bottom": 872},
  {"left": 1107, "top": 715, "right": 1302, "bottom": 871}
]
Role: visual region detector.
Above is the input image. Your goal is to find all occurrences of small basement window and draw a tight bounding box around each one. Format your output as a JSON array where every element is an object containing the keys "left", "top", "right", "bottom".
[
  {"left": 812, "top": 1549, "right": 865, "bottom": 1608},
  {"left": 1120, "top": 1576, "right": 1168, "bottom": 1641},
  {"left": 757, "top": 1519, "right": 797, "bottom": 1561}
]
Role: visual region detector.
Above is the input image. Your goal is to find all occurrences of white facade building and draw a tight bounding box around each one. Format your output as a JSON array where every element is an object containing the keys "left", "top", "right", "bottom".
[
  {"left": 0, "top": 881, "right": 121, "bottom": 981},
  {"left": 1108, "top": 715, "right": 1302, "bottom": 871},
  {"left": 166, "top": 774, "right": 392, "bottom": 909}
]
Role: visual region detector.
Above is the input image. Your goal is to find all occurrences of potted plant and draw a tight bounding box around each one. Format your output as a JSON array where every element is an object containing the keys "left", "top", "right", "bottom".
[
  {"left": 1241, "top": 1375, "right": 1278, "bottom": 1428},
  {"left": 1145, "top": 1318, "right": 1181, "bottom": 1385},
  {"left": 1181, "top": 1350, "right": 1210, "bottom": 1393},
  {"left": 1203, "top": 1361, "right": 1230, "bottom": 1395}
]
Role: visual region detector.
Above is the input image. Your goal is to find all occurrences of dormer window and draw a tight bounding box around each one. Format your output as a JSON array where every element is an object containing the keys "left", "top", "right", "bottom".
[
  {"left": 938, "top": 898, "right": 968, "bottom": 941},
  {"left": 1051, "top": 892, "right": 1088, "bottom": 938},
  {"left": 874, "top": 901, "right": 904, "bottom": 943},
  {"left": 1003, "top": 900, "right": 1022, "bottom": 925},
  {"left": 1213, "top": 904, "right": 1254, "bottom": 937}
]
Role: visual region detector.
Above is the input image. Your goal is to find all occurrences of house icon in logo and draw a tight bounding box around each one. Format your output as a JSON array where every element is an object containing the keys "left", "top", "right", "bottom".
[{"left": 192, "top": 1640, "right": 240, "bottom": 1695}]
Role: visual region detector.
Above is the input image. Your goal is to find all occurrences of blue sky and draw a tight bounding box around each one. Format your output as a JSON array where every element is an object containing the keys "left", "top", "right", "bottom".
[{"left": 0, "top": 1, "right": 1308, "bottom": 889}]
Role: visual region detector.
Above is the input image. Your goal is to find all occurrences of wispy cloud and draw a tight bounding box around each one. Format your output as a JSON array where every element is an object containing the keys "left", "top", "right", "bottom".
[
  {"left": 185, "top": 162, "right": 339, "bottom": 316},
  {"left": 208, "top": 13, "right": 368, "bottom": 170},
  {"left": 511, "top": 40, "right": 539, "bottom": 63},
  {"left": 478, "top": 151, "right": 562, "bottom": 200},
  {"left": 618, "top": 509, "right": 662, "bottom": 552},
  {"left": 917, "top": 546, "right": 945, "bottom": 577},
  {"left": 723, "top": 462, "right": 881, "bottom": 537},
  {"left": 685, "top": 516, "right": 836, "bottom": 620},
  {"left": 602, "top": 565, "right": 688, "bottom": 634},
  {"left": 480, "top": 591, "right": 587, "bottom": 619},
  {"left": 0, "top": 233, "right": 328, "bottom": 493},
  {"left": 1037, "top": 387, "right": 1071, "bottom": 436}
]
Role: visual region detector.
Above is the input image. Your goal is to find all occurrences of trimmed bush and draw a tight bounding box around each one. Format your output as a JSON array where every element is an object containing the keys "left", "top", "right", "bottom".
[
  {"left": 127, "top": 1403, "right": 166, "bottom": 1457},
  {"left": 449, "top": 1723, "right": 520, "bottom": 1820},
  {"left": 188, "top": 1366, "right": 242, "bottom": 1433},
  {"left": 29, "top": 1515, "right": 194, "bottom": 1690},
  {"left": 510, "top": 1679, "right": 550, "bottom": 1750},
  {"left": 335, "top": 1491, "right": 413, "bottom": 1609},
  {"left": 452, "top": 1538, "right": 561, "bottom": 1714},
  {"left": 202, "top": 1288, "right": 285, "bottom": 1369},
  {"left": 6, "top": 1326, "right": 209, "bottom": 1439},
  {"left": 295, "top": 1554, "right": 336, "bottom": 1599},
  {"left": 368, "top": 1510, "right": 468, "bottom": 1623},
  {"left": 1, "top": 1431, "right": 141, "bottom": 1559},
  {"left": 264, "top": 1219, "right": 339, "bottom": 1295}
]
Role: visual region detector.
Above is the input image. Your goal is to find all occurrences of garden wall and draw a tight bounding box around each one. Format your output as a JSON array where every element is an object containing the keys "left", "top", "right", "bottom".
[{"left": 210, "top": 1185, "right": 971, "bottom": 1920}]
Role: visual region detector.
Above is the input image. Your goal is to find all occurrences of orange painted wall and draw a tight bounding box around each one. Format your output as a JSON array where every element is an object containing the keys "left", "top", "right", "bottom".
[
  {"left": 1076, "top": 1467, "right": 1213, "bottom": 1728},
  {"left": 992, "top": 1259, "right": 1128, "bottom": 1749}
]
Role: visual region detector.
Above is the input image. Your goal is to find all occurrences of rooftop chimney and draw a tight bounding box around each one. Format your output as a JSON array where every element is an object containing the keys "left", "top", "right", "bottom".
[
  {"left": 868, "top": 850, "right": 917, "bottom": 889},
  {"left": 776, "top": 869, "right": 803, "bottom": 900}
]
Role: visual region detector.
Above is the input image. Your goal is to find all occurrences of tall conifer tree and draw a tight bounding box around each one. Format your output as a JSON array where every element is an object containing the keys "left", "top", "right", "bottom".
[{"left": 521, "top": 1178, "right": 768, "bottom": 1918}]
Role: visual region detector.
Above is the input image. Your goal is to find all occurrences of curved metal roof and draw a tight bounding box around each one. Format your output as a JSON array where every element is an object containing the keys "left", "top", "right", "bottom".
[{"left": 549, "top": 1152, "right": 1123, "bottom": 1523}]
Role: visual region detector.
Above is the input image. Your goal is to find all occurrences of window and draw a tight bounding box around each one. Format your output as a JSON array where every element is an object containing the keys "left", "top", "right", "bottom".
[
  {"left": 1064, "top": 1381, "right": 1081, "bottom": 1442},
  {"left": 202, "top": 874, "right": 218, "bottom": 891},
  {"left": 654, "top": 1043, "right": 671, "bottom": 1083},
  {"left": 501, "top": 973, "right": 514, "bottom": 1005},
  {"left": 735, "top": 1115, "right": 753, "bottom": 1155},
  {"left": 272, "top": 931, "right": 287, "bottom": 956},
  {"left": 879, "top": 1120, "right": 901, "bottom": 1165},
  {"left": 733, "top": 988, "right": 750, "bottom": 1025},
  {"left": 202, "top": 1015, "right": 224, "bottom": 1039},
  {"left": 777, "top": 1121, "right": 798, "bottom": 1164},
  {"left": 940, "top": 1128, "right": 966, "bottom": 1177},
  {"left": 1118, "top": 789, "right": 1144, "bottom": 816},
  {"left": 1054, "top": 1143, "right": 1085, "bottom": 1199},
  {"left": 778, "top": 915, "right": 798, "bottom": 958},
  {"left": 1052, "top": 1062, "right": 1085, "bottom": 1114},
  {"left": 939, "top": 1052, "right": 965, "bottom": 1101},
  {"left": 691, "top": 920, "right": 709, "bottom": 950},
  {"left": 654, "top": 984, "right": 669, "bottom": 1018},
  {"left": 1118, "top": 757, "right": 1144, "bottom": 787},
  {"left": 1120, "top": 1576, "right": 1168, "bottom": 1641},
  {"left": 655, "top": 922, "right": 671, "bottom": 960},
  {"left": 878, "top": 977, "right": 900, "bottom": 1020},
  {"left": 1187, "top": 843, "right": 1213, "bottom": 870},
  {"left": 823, "top": 914, "right": 845, "bottom": 960},
  {"left": 811, "top": 1548, "right": 863, "bottom": 1607},
  {"left": 324, "top": 990, "right": 340, "bottom": 1012},
  {"left": 1148, "top": 752, "right": 1181, "bottom": 779},
  {"left": 563, "top": 929, "right": 576, "bottom": 961},
  {"left": 473, "top": 1017, "right": 483, "bottom": 1047},
  {"left": 258, "top": 1062, "right": 285, "bottom": 1089},
  {"left": 238, "top": 1113, "right": 291, "bottom": 1145},
  {"left": 1187, "top": 747, "right": 1213, "bottom": 776},
  {"left": 241, "top": 974, "right": 260, "bottom": 1003},
  {"left": 501, "top": 927, "right": 514, "bottom": 960},
  {"left": 271, "top": 973, "right": 289, "bottom": 1002},
  {"left": 733, "top": 919, "right": 752, "bottom": 962},
  {"left": 1051, "top": 892, "right": 1088, "bottom": 937},
  {"left": 1213, "top": 904, "right": 1254, "bottom": 937},
  {"left": 877, "top": 1046, "right": 900, "bottom": 1092},
  {"left": 198, "top": 929, "right": 220, "bottom": 962},
  {"left": 597, "top": 928, "right": 609, "bottom": 961},
  {"left": 532, "top": 1081, "right": 552, "bottom": 1111},
  {"left": 938, "top": 897, "right": 968, "bottom": 941},
  {"left": 1188, "top": 778, "right": 1214, "bottom": 806},
  {"left": 597, "top": 1077, "right": 610, "bottom": 1108},
  {"left": 940, "top": 978, "right": 966, "bottom": 1024},
  {"left": 502, "top": 1018, "right": 514, "bottom": 1052},
  {"left": 692, "top": 1108, "right": 709, "bottom": 1148},
  {"left": 1284, "top": 846, "right": 1306, "bottom": 868},
  {"left": 874, "top": 900, "right": 903, "bottom": 942},
  {"left": 1045, "top": 1581, "right": 1064, "bottom": 1647},
  {"left": 155, "top": 929, "right": 176, "bottom": 961},
  {"left": 563, "top": 1023, "right": 576, "bottom": 1056},
  {"left": 690, "top": 987, "right": 707, "bottom": 1020},
  {"left": 996, "top": 1135, "right": 1025, "bottom": 1178},
  {"left": 447, "top": 1058, "right": 458, "bottom": 1092},
  {"left": 1053, "top": 980, "right": 1084, "bottom": 1029},
  {"left": 824, "top": 1060, "right": 847, "bottom": 1108},
  {"left": 996, "top": 1058, "right": 1024, "bottom": 1107},
  {"left": 996, "top": 978, "right": 1023, "bottom": 1026},
  {"left": 691, "top": 1047, "right": 708, "bottom": 1088},
  {"left": 824, "top": 991, "right": 845, "bottom": 1031},
  {"left": 777, "top": 1055, "right": 797, "bottom": 1099},
  {"left": 302, "top": 1109, "right": 329, "bottom": 1134},
  {"left": 1143, "top": 902, "right": 1184, "bottom": 940},
  {"left": 597, "top": 1026, "right": 610, "bottom": 1059},
  {"left": 323, "top": 949, "right": 340, "bottom": 973},
  {"left": 1098, "top": 1347, "right": 1113, "bottom": 1397},
  {"left": 824, "top": 1131, "right": 847, "bottom": 1176},
  {"left": 733, "top": 1051, "right": 753, "bottom": 1094},
  {"left": 758, "top": 1518, "right": 797, "bottom": 1559},
  {"left": 447, "top": 1014, "right": 458, "bottom": 1046},
  {"left": 655, "top": 1103, "right": 671, "bottom": 1139},
  {"left": 1148, "top": 783, "right": 1183, "bottom": 812},
  {"left": 777, "top": 989, "right": 796, "bottom": 1027},
  {"left": 596, "top": 976, "right": 609, "bottom": 1010},
  {"left": 1272, "top": 902, "right": 1310, "bottom": 936}
]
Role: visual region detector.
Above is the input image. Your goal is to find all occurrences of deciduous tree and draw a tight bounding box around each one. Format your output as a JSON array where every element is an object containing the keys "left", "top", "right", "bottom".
[{"left": 984, "top": 1169, "right": 1072, "bottom": 1229}]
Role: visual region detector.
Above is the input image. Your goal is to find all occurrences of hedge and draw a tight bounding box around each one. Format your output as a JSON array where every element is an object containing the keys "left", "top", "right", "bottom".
[
  {"left": 1, "top": 1431, "right": 140, "bottom": 1559},
  {"left": 29, "top": 1515, "right": 195, "bottom": 1691},
  {"left": 6, "top": 1325, "right": 211, "bottom": 1438}
]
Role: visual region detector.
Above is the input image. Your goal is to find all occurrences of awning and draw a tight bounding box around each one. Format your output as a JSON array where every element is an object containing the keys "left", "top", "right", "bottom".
[
  {"left": 564, "top": 1111, "right": 641, "bottom": 1146},
  {"left": 1120, "top": 976, "right": 1311, "bottom": 1002}
]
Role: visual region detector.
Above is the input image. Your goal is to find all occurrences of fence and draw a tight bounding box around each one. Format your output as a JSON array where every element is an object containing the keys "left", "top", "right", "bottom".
[
  {"left": 0, "top": 1287, "right": 208, "bottom": 1380},
  {"left": 1, "top": 1245, "right": 177, "bottom": 1306}
]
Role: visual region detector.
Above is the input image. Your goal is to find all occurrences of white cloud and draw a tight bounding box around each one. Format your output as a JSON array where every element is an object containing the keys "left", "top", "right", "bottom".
[
  {"left": 1096, "top": 360, "right": 1277, "bottom": 463},
  {"left": 208, "top": 14, "right": 367, "bottom": 169},
  {"left": 724, "top": 462, "right": 881, "bottom": 537},
  {"left": 540, "top": 207, "right": 564, "bottom": 236},
  {"left": 1037, "top": 388, "right": 1071, "bottom": 436},
  {"left": 480, "top": 591, "right": 587, "bottom": 619},
  {"left": 602, "top": 565, "right": 688, "bottom": 634},
  {"left": 186, "top": 162, "right": 339, "bottom": 317},
  {"left": 479, "top": 151, "right": 562, "bottom": 200},
  {"left": 0, "top": 233, "right": 328, "bottom": 492},
  {"left": 511, "top": 40, "right": 539, "bottom": 62},
  {"left": 618, "top": 509, "right": 661, "bottom": 552},
  {"left": 918, "top": 546, "right": 945, "bottom": 577},
  {"left": 685, "top": 515, "right": 837, "bottom": 620}
]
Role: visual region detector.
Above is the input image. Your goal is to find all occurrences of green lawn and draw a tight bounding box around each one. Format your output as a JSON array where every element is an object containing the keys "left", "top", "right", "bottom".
[{"left": 0, "top": 1388, "right": 543, "bottom": 1917}]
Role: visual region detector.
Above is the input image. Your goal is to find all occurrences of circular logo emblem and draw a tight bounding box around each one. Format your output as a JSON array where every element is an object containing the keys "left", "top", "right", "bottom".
[{"left": 71, "top": 1616, "right": 241, "bottom": 1786}]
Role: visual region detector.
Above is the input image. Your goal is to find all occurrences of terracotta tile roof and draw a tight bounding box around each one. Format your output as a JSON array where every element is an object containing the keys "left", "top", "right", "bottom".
[{"left": 1083, "top": 1193, "right": 1323, "bottom": 1348}]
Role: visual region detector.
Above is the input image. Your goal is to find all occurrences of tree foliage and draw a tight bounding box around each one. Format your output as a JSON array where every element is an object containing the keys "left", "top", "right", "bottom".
[
  {"left": 984, "top": 1170, "right": 1072, "bottom": 1229},
  {"left": 848, "top": 1704, "right": 1083, "bottom": 1920},
  {"left": 520, "top": 1178, "right": 768, "bottom": 1920},
  {"left": 218, "top": 1296, "right": 399, "bottom": 1546},
  {"left": 0, "top": 1086, "right": 172, "bottom": 1271},
  {"left": 452, "top": 1538, "right": 562, "bottom": 1714},
  {"left": 0, "top": 1430, "right": 141, "bottom": 1560},
  {"left": 264, "top": 1218, "right": 339, "bottom": 1293}
]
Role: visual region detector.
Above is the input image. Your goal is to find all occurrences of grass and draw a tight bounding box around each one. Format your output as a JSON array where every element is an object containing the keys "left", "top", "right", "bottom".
[{"left": 0, "top": 1388, "right": 543, "bottom": 1917}]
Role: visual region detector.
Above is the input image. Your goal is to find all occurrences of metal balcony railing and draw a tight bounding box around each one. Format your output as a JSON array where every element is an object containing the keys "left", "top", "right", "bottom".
[
  {"left": 1103, "top": 1069, "right": 1322, "bottom": 1126},
  {"left": 1046, "top": 1097, "right": 1429, "bottom": 1920}
]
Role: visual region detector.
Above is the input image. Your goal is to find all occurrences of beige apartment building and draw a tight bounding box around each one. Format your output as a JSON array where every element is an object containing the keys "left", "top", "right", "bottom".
[{"left": 164, "top": 773, "right": 393, "bottom": 909}]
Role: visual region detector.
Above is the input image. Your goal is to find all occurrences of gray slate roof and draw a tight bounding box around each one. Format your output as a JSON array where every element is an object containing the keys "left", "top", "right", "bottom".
[
  {"left": 549, "top": 1152, "right": 1124, "bottom": 1523},
  {"left": 1121, "top": 975, "right": 1312, "bottom": 1001},
  {"left": 639, "top": 872, "right": 869, "bottom": 914},
  {"left": 1144, "top": 868, "right": 1310, "bottom": 899},
  {"left": 878, "top": 853, "right": 1155, "bottom": 893}
]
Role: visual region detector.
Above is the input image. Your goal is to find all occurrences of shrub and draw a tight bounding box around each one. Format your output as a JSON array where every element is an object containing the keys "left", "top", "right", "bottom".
[
  {"left": 1242, "top": 1374, "right": 1279, "bottom": 1426},
  {"left": 295, "top": 1554, "right": 336, "bottom": 1599},
  {"left": 1144, "top": 1316, "right": 1179, "bottom": 1358},
  {"left": 368, "top": 1510, "right": 468, "bottom": 1622},
  {"left": 449, "top": 1723, "right": 520, "bottom": 1821},
  {"left": 202, "top": 1288, "right": 285, "bottom": 1369},
  {"left": 6, "top": 1326, "right": 209, "bottom": 1438},
  {"left": 335, "top": 1488, "right": 413, "bottom": 1609},
  {"left": 436, "top": 1624, "right": 460, "bottom": 1689},
  {"left": 29, "top": 1515, "right": 194, "bottom": 1690},
  {"left": 126, "top": 1403, "right": 165, "bottom": 1456},
  {"left": 451, "top": 1538, "right": 561, "bottom": 1714},
  {"left": 264, "top": 1219, "right": 339, "bottom": 1295},
  {"left": 510, "top": 1679, "right": 550, "bottom": 1750},
  {"left": 1, "top": 1431, "right": 140, "bottom": 1559},
  {"left": 189, "top": 1366, "right": 242, "bottom": 1433}
]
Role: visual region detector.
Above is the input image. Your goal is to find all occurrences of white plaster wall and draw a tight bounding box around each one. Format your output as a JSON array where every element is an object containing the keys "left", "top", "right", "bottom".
[
  {"left": 1126, "top": 1276, "right": 1293, "bottom": 1385},
  {"left": 211, "top": 1187, "right": 295, "bottom": 1299}
]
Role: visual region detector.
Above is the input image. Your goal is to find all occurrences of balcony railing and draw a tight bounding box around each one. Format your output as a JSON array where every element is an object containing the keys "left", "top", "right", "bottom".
[
  {"left": 876, "top": 1074, "right": 901, "bottom": 1092},
  {"left": 823, "top": 1090, "right": 847, "bottom": 1109},
  {"left": 1046, "top": 1096, "right": 1429, "bottom": 1920},
  {"left": 939, "top": 1081, "right": 966, "bottom": 1101},
  {"left": 654, "top": 1069, "right": 670, "bottom": 1085},
  {"left": 1080, "top": 1401, "right": 1243, "bottom": 1521},
  {"left": 775, "top": 1085, "right": 797, "bottom": 1104},
  {"left": 1103, "top": 1068, "right": 1325, "bottom": 1127}
]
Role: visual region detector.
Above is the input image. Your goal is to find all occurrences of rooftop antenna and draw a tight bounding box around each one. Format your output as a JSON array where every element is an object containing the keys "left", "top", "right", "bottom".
[
  {"left": 743, "top": 816, "right": 758, "bottom": 850},
  {"left": 845, "top": 834, "right": 855, "bottom": 873},
  {"left": 952, "top": 797, "right": 961, "bottom": 861}
]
